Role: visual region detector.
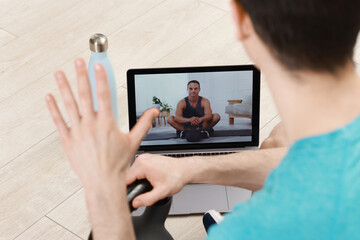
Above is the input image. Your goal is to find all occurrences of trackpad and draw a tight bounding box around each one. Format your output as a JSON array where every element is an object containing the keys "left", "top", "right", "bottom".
[{"left": 171, "top": 184, "right": 228, "bottom": 214}]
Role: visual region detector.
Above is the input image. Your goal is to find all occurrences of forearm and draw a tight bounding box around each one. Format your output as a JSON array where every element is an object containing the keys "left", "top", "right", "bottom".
[
  {"left": 199, "top": 113, "right": 212, "bottom": 123},
  {"left": 84, "top": 176, "right": 135, "bottom": 240},
  {"left": 174, "top": 115, "right": 190, "bottom": 123},
  {"left": 183, "top": 147, "right": 287, "bottom": 191}
]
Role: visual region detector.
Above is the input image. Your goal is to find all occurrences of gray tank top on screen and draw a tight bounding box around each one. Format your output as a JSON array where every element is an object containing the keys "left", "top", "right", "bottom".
[{"left": 183, "top": 96, "right": 204, "bottom": 118}]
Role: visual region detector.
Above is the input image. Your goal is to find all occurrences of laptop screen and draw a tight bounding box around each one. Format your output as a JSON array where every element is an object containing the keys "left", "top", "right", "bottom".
[{"left": 127, "top": 65, "right": 260, "bottom": 152}]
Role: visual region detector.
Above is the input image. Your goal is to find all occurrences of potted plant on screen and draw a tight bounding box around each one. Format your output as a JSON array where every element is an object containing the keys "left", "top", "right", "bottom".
[
  {"left": 160, "top": 103, "right": 172, "bottom": 117},
  {"left": 152, "top": 96, "right": 173, "bottom": 124},
  {"left": 152, "top": 96, "right": 162, "bottom": 109}
]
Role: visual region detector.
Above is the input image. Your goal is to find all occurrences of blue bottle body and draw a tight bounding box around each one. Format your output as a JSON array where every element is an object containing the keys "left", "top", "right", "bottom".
[{"left": 88, "top": 51, "right": 119, "bottom": 124}]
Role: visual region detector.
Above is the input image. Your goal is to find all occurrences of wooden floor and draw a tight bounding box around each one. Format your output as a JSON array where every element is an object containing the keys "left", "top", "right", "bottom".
[{"left": 1, "top": 0, "right": 359, "bottom": 239}]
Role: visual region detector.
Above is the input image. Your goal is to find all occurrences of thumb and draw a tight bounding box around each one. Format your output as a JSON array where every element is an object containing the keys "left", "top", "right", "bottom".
[
  {"left": 129, "top": 108, "right": 160, "bottom": 147},
  {"left": 125, "top": 165, "right": 145, "bottom": 186},
  {"left": 132, "top": 188, "right": 167, "bottom": 208}
]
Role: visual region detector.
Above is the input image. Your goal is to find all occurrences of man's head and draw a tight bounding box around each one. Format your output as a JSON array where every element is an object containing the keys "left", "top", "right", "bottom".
[
  {"left": 232, "top": 0, "right": 360, "bottom": 74},
  {"left": 187, "top": 80, "right": 200, "bottom": 97}
]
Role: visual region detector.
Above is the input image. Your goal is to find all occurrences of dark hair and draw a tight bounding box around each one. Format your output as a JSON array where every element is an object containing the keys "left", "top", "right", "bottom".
[
  {"left": 187, "top": 80, "right": 200, "bottom": 88},
  {"left": 236, "top": 0, "right": 360, "bottom": 73}
]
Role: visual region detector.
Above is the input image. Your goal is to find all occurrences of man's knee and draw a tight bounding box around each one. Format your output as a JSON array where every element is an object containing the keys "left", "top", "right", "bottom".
[
  {"left": 213, "top": 113, "right": 221, "bottom": 123},
  {"left": 167, "top": 116, "right": 174, "bottom": 125}
]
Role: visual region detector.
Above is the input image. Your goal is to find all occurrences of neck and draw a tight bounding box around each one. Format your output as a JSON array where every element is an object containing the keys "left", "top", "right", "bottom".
[
  {"left": 263, "top": 62, "right": 360, "bottom": 144},
  {"left": 188, "top": 95, "right": 199, "bottom": 102}
]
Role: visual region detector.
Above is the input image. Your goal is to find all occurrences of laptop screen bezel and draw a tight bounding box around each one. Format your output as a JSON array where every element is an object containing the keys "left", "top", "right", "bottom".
[{"left": 127, "top": 65, "right": 260, "bottom": 152}]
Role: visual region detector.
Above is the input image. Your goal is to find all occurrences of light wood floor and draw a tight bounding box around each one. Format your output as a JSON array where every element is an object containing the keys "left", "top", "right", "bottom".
[{"left": 1, "top": 1, "right": 359, "bottom": 239}]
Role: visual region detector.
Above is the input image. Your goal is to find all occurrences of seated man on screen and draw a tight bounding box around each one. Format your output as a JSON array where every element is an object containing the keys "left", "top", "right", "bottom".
[{"left": 167, "top": 80, "right": 221, "bottom": 140}]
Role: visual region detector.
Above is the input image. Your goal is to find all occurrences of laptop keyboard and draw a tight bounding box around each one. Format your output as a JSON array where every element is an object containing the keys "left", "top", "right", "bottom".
[
  {"left": 163, "top": 152, "right": 235, "bottom": 158},
  {"left": 135, "top": 152, "right": 235, "bottom": 158}
]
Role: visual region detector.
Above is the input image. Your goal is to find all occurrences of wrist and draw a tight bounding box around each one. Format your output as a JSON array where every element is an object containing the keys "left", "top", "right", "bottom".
[
  {"left": 183, "top": 155, "right": 221, "bottom": 185},
  {"left": 84, "top": 174, "right": 134, "bottom": 239},
  {"left": 86, "top": 193, "right": 135, "bottom": 240},
  {"left": 180, "top": 156, "right": 201, "bottom": 184},
  {"left": 84, "top": 173, "right": 127, "bottom": 210}
]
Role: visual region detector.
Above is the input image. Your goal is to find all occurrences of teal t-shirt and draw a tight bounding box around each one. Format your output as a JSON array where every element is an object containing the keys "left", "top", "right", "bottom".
[{"left": 207, "top": 116, "right": 360, "bottom": 239}]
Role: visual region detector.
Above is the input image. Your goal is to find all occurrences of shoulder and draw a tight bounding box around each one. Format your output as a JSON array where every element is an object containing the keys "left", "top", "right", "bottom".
[
  {"left": 178, "top": 99, "right": 186, "bottom": 107},
  {"left": 201, "top": 97, "right": 210, "bottom": 105}
]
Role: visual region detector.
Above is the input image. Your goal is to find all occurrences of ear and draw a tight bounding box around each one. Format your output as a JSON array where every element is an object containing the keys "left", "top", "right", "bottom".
[{"left": 230, "top": 0, "right": 254, "bottom": 41}]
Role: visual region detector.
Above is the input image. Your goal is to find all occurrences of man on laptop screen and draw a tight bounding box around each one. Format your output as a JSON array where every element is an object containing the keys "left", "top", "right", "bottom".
[
  {"left": 128, "top": 66, "right": 259, "bottom": 214},
  {"left": 168, "top": 80, "right": 220, "bottom": 142},
  {"left": 133, "top": 68, "right": 257, "bottom": 147}
]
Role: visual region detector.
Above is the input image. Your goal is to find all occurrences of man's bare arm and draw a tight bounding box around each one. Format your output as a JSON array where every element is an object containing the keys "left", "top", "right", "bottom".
[
  {"left": 173, "top": 100, "right": 191, "bottom": 123},
  {"left": 199, "top": 98, "right": 213, "bottom": 123},
  {"left": 126, "top": 147, "right": 287, "bottom": 208},
  {"left": 185, "top": 147, "right": 287, "bottom": 191},
  {"left": 188, "top": 123, "right": 288, "bottom": 190}
]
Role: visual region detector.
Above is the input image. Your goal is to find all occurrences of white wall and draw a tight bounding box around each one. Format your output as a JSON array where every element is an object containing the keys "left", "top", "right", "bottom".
[
  {"left": 135, "top": 73, "right": 188, "bottom": 115},
  {"left": 189, "top": 71, "right": 253, "bottom": 119},
  {"left": 134, "top": 71, "right": 253, "bottom": 119}
]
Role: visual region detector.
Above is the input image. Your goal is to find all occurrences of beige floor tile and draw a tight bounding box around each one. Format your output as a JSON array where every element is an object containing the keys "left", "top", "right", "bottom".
[
  {"left": 259, "top": 114, "right": 281, "bottom": 144},
  {"left": 117, "top": 87, "right": 131, "bottom": 133},
  {"left": 166, "top": 215, "right": 206, "bottom": 240},
  {"left": 354, "top": 45, "right": 360, "bottom": 65},
  {"left": 0, "top": 133, "right": 81, "bottom": 239},
  {"left": 47, "top": 189, "right": 90, "bottom": 240},
  {"left": 108, "top": 0, "right": 226, "bottom": 88},
  {"left": 0, "top": 0, "right": 164, "bottom": 102},
  {"left": 151, "top": 14, "right": 250, "bottom": 70},
  {"left": 355, "top": 63, "right": 360, "bottom": 75},
  {"left": 354, "top": 34, "right": 360, "bottom": 64},
  {"left": 0, "top": 29, "right": 16, "bottom": 47},
  {"left": 259, "top": 77, "right": 278, "bottom": 129},
  {"left": 0, "top": 50, "right": 87, "bottom": 167},
  {"left": 0, "top": 59, "right": 129, "bottom": 167},
  {"left": 0, "top": 0, "right": 77, "bottom": 36},
  {"left": 14, "top": 217, "right": 81, "bottom": 240},
  {"left": 201, "top": 0, "right": 231, "bottom": 11}
]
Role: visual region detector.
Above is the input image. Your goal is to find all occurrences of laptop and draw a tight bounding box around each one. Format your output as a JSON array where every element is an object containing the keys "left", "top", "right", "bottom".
[{"left": 127, "top": 65, "right": 260, "bottom": 215}]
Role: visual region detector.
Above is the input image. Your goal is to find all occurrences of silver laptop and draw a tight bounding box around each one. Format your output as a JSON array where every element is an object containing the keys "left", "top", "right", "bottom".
[{"left": 127, "top": 65, "right": 260, "bottom": 215}]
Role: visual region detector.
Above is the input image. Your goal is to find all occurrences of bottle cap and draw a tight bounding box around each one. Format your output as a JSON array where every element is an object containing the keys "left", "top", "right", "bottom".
[{"left": 89, "top": 33, "right": 108, "bottom": 52}]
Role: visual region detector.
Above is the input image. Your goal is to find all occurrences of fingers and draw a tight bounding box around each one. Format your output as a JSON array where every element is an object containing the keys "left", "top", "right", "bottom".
[
  {"left": 129, "top": 108, "right": 160, "bottom": 147},
  {"left": 125, "top": 163, "right": 146, "bottom": 185},
  {"left": 125, "top": 159, "right": 166, "bottom": 208},
  {"left": 94, "top": 64, "right": 113, "bottom": 117},
  {"left": 194, "top": 118, "right": 200, "bottom": 125},
  {"left": 55, "top": 71, "right": 81, "bottom": 126},
  {"left": 190, "top": 119, "right": 200, "bottom": 126},
  {"left": 190, "top": 117, "right": 200, "bottom": 126},
  {"left": 132, "top": 187, "right": 167, "bottom": 208},
  {"left": 45, "top": 94, "right": 69, "bottom": 141},
  {"left": 75, "top": 59, "right": 94, "bottom": 118}
]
